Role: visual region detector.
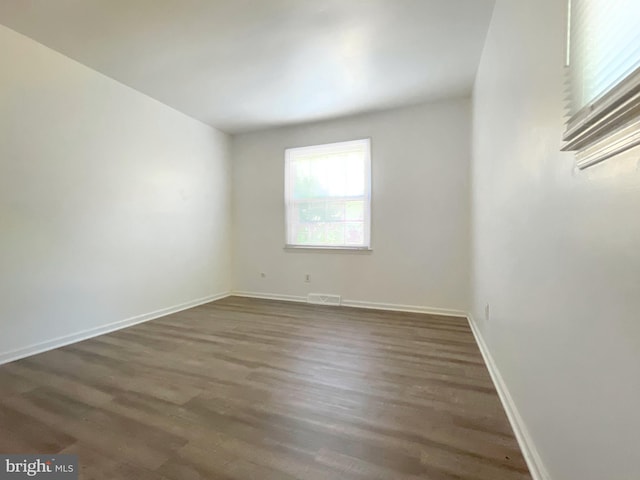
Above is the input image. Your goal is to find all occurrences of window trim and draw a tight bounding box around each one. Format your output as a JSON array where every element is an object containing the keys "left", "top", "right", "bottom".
[
  {"left": 284, "top": 138, "right": 372, "bottom": 250},
  {"left": 563, "top": 66, "right": 640, "bottom": 169},
  {"left": 283, "top": 245, "right": 373, "bottom": 252}
]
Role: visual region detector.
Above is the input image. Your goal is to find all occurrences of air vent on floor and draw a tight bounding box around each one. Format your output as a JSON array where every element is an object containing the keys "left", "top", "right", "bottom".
[{"left": 307, "top": 293, "right": 342, "bottom": 306}]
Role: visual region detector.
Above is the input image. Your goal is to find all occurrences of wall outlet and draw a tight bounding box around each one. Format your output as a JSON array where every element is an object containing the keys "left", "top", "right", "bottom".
[
  {"left": 485, "top": 303, "right": 490, "bottom": 321},
  {"left": 305, "top": 274, "right": 311, "bottom": 283}
]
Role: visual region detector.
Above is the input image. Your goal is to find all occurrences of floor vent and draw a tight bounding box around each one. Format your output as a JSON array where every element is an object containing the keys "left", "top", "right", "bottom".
[{"left": 307, "top": 293, "right": 342, "bottom": 306}]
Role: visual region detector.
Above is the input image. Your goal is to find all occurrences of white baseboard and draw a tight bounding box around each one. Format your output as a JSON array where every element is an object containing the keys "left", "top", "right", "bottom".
[
  {"left": 466, "top": 314, "right": 551, "bottom": 480},
  {"left": 0, "top": 291, "right": 231, "bottom": 366},
  {"left": 232, "top": 291, "right": 307, "bottom": 304},
  {"left": 341, "top": 299, "right": 467, "bottom": 318},
  {"left": 231, "top": 291, "right": 467, "bottom": 318}
]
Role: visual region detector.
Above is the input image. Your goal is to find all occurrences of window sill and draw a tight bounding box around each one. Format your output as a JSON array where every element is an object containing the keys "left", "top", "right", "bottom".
[
  {"left": 563, "top": 66, "right": 640, "bottom": 169},
  {"left": 284, "top": 245, "right": 373, "bottom": 254},
  {"left": 570, "top": 117, "right": 640, "bottom": 169}
]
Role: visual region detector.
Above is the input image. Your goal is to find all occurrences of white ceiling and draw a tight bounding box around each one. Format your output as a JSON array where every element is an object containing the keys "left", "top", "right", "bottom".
[{"left": 0, "top": 0, "right": 495, "bottom": 133}]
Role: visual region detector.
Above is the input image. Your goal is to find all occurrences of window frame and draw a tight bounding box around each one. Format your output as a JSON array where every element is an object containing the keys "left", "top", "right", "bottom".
[
  {"left": 562, "top": 1, "right": 640, "bottom": 169},
  {"left": 284, "top": 138, "right": 372, "bottom": 251},
  {"left": 563, "top": 67, "right": 640, "bottom": 169}
]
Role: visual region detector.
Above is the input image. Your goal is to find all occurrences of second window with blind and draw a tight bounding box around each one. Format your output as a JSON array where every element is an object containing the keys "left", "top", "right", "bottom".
[
  {"left": 285, "top": 139, "right": 371, "bottom": 250},
  {"left": 563, "top": 0, "right": 640, "bottom": 168}
]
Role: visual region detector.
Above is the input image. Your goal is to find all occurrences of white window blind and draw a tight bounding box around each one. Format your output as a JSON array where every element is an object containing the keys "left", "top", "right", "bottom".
[
  {"left": 568, "top": 0, "right": 640, "bottom": 115},
  {"left": 285, "top": 139, "right": 371, "bottom": 249},
  {"left": 564, "top": 0, "right": 640, "bottom": 168}
]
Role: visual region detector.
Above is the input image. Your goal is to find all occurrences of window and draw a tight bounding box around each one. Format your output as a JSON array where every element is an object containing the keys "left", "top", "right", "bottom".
[
  {"left": 285, "top": 139, "right": 371, "bottom": 249},
  {"left": 563, "top": 0, "right": 640, "bottom": 168}
]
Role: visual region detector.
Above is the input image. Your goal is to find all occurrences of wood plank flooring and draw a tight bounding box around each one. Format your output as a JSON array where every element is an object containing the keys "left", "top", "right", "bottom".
[{"left": 0, "top": 296, "right": 532, "bottom": 479}]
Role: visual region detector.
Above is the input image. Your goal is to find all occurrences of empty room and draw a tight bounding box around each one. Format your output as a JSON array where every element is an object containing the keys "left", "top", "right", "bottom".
[{"left": 1, "top": 1, "right": 638, "bottom": 479}]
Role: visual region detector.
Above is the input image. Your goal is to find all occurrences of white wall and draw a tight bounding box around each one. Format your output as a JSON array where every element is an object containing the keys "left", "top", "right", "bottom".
[
  {"left": 471, "top": 2, "right": 640, "bottom": 479},
  {"left": 232, "top": 99, "right": 471, "bottom": 312},
  {"left": 0, "top": 25, "right": 232, "bottom": 360}
]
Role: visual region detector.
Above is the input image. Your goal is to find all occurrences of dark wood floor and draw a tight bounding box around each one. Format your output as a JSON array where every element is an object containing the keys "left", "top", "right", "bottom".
[{"left": 0, "top": 296, "right": 531, "bottom": 479}]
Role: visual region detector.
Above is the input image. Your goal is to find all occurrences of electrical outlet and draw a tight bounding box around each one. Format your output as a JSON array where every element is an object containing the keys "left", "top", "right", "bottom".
[
  {"left": 305, "top": 274, "right": 311, "bottom": 283},
  {"left": 485, "top": 303, "right": 490, "bottom": 321}
]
